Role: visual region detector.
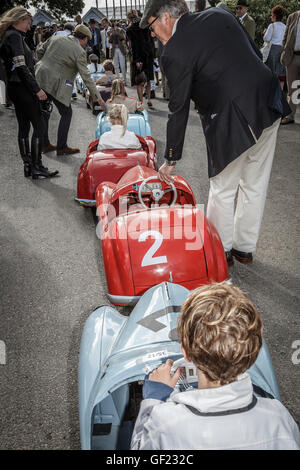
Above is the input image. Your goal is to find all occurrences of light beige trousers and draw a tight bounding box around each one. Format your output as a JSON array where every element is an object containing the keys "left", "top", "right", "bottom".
[{"left": 206, "top": 118, "right": 281, "bottom": 253}]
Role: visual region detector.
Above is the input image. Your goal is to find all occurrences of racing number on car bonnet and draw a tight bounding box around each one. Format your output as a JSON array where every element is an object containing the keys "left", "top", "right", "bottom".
[{"left": 139, "top": 230, "right": 168, "bottom": 267}]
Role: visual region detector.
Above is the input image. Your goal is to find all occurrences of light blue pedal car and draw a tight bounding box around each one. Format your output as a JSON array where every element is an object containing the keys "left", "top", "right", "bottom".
[
  {"left": 75, "top": 74, "right": 86, "bottom": 96},
  {"left": 95, "top": 110, "right": 152, "bottom": 139},
  {"left": 79, "top": 282, "right": 281, "bottom": 450}
]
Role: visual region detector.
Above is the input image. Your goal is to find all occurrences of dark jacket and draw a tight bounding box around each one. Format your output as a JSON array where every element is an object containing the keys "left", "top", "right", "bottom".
[
  {"left": 0, "top": 26, "right": 40, "bottom": 95},
  {"left": 162, "top": 9, "right": 290, "bottom": 177},
  {"left": 127, "top": 18, "right": 154, "bottom": 84},
  {"left": 88, "top": 27, "right": 102, "bottom": 52},
  {"left": 127, "top": 18, "right": 154, "bottom": 63},
  {"left": 108, "top": 26, "right": 126, "bottom": 58}
]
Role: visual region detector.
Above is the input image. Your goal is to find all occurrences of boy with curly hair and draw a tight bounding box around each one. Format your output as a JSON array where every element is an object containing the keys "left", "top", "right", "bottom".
[{"left": 131, "top": 282, "right": 300, "bottom": 449}]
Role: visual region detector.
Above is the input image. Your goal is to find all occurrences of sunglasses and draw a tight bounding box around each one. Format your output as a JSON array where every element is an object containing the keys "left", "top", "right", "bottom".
[{"left": 148, "top": 17, "right": 159, "bottom": 32}]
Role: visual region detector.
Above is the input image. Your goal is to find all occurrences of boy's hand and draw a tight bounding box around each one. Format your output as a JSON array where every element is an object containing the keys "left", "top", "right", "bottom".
[{"left": 149, "top": 359, "right": 181, "bottom": 389}]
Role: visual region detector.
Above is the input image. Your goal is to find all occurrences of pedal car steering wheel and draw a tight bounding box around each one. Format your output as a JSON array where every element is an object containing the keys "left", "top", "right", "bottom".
[{"left": 138, "top": 176, "right": 177, "bottom": 209}]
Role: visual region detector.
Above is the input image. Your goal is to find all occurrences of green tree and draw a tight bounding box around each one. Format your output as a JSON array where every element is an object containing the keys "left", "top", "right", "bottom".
[
  {"left": 225, "top": 0, "right": 299, "bottom": 46},
  {"left": 0, "top": 0, "right": 85, "bottom": 19}
]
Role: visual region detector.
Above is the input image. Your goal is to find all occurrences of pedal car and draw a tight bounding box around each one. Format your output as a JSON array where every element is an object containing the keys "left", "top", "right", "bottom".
[
  {"left": 95, "top": 110, "right": 152, "bottom": 139},
  {"left": 79, "top": 282, "right": 281, "bottom": 450},
  {"left": 75, "top": 137, "right": 157, "bottom": 207},
  {"left": 85, "top": 72, "right": 105, "bottom": 115},
  {"left": 75, "top": 74, "right": 86, "bottom": 96},
  {"left": 95, "top": 165, "right": 229, "bottom": 306}
]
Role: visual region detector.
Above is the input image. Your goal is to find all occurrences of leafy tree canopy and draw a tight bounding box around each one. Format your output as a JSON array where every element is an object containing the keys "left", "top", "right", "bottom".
[
  {"left": 220, "top": 0, "right": 299, "bottom": 46},
  {"left": 0, "top": 0, "right": 85, "bottom": 20}
]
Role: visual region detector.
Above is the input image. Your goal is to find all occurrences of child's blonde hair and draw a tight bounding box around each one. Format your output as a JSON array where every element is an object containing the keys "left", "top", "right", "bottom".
[{"left": 108, "top": 104, "right": 128, "bottom": 137}]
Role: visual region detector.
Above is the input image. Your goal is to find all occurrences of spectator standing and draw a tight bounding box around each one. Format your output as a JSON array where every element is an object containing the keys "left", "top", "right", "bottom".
[
  {"left": 280, "top": 1, "right": 300, "bottom": 124},
  {"left": 35, "top": 24, "right": 104, "bottom": 155},
  {"left": 43, "top": 22, "right": 52, "bottom": 41},
  {"left": 126, "top": 9, "right": 154, "bottom": 107},
  {"left": 53, "top": 23, "right": 74, "bottom": 37},
  {"left": 157, "top": 39, "right": 169, "bottom": 100},
  {"left": 195, "top": 0, "right": 206, "bottom": 12},
  {"left": 101, "top": 17, "right": 111, "bottom": 59},
  {"left": 108, "top": 20, "right": 127, "bottom": 84},
  {"left": 236, "top": 0, "right": 256, "bottom": 41},
  {"left": 75, "top": 14, "right": 82, "bottom": 25},
  {"left": 131, "top": 282, "right": 300, "bottom": 450},
  {"left": 88, "top": 18, "right": 102, "bottom": 58},
  {"left": 263, "top": 5, "right": 286, "bottom": 90},
  {"left": 34, "top": 26, "right": 44, "bottom": 46},
  {"left": 140, "top": 1, "right": 290, "bottom": 266},
  {"left": 0, "top": 7, "right": 58, "bottom": 178}
]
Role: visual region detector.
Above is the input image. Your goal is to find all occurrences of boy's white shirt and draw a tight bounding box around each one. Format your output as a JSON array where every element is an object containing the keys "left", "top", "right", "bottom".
[{"left": 131, "top": 373, "right": 300, "bottom": 450}]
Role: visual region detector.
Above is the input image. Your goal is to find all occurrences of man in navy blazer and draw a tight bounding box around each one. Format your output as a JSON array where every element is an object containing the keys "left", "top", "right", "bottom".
[
  {"left": 140, "top": 0, "right": 290, "bottom": 266},
  {"left": 88, "top": 18, "right": 102, "bottom": 58}
]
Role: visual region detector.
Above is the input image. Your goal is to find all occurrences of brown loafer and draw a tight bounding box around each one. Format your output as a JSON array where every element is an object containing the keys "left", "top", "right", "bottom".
[
  {"left": 281, "top": 116, "right": 295, "bottom": 125},
  {"left": 232, "top": 248, "right": 253, "bottom": 264},
  {"left": 57, "top": 146, "right": 80, "bottom": 155},
  {"left": 147, "top": 100, "right": 153, "bottom": 108},
  {"left": 42, "top": 144, "right": 57, "bottom": 153}
]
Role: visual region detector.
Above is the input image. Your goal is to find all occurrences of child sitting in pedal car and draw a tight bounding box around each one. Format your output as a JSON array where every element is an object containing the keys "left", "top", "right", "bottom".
[
  {"left": 131, "top": 282, "right": 300, "bottom": 450},
  {"left": 97, "top": 104, "right": 141, "bottom": 150},
  {"left": 105, "top": 78, "right": 144, "bottom": 114},
  {"left": 95, "top": 59, "right": 117, "bottom": 102}
]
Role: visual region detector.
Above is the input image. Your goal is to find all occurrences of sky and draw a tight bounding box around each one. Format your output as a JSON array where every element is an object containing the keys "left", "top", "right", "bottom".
[
  {"left": 82, "top": 1, "right": 137, "bottom": 15},
  {"left": 81, "top": 0, "right": 201, "bottom": 15}
]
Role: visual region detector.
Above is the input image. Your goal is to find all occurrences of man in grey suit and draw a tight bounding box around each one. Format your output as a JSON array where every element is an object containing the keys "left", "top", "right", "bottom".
[{"left": 35, "top": 24, "right": 104, "bottom": 155}]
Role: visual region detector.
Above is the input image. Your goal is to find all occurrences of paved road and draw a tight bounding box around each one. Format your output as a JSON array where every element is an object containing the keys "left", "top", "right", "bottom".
[{"left": 0, "top": 84, "right": 299, "bottom": 449}]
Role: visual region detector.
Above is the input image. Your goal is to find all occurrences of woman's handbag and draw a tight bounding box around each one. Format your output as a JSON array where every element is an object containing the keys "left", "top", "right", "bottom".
[{"left": 261, "top": 23, "right": 274, "bottom": 63}]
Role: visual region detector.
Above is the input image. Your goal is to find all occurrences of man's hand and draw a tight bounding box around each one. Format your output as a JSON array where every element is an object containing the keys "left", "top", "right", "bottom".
[
  {"left": 36, "top": 89, "right": 47, "bottom": 100},
  {"left": 149, "top": 359, "right": 181, "bottom": 389},
  {"left": 158, "top": 161, "right": 176, "bottom": 185}
]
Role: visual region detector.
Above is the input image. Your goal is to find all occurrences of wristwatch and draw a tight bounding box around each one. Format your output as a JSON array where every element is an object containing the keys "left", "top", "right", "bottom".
[{"left": 166, "top": 160, "right": 177, "bottom": 166}]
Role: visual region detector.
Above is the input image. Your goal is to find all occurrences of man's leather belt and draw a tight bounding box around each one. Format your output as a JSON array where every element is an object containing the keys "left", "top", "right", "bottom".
[{"left": 294, "top": 51, "right": 300, "bottom": 55}]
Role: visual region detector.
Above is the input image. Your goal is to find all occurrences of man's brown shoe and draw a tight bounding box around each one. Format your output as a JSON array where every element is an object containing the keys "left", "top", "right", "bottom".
[
  {"left": 42, "top": 144, "right": 56, "bottom": 153},
  {"left": 232, "top": 248, "right": 253, "bottom": 264},
  {"left": 57, "top": 146, "right": 80, "bottom": 156},
  {"left": 281, "top": 116, "right": 294, "bottom": 125}
]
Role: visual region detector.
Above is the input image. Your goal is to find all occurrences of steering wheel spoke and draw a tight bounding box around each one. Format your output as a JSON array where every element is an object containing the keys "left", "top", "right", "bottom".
[{"left": 138, "top": 176, "right": 177, "bottom": 209}]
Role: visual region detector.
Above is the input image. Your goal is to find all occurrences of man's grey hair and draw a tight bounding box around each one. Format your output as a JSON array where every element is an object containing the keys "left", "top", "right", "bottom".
[{"left": 155, "top": 0, "right": 189, "bottom": 19}]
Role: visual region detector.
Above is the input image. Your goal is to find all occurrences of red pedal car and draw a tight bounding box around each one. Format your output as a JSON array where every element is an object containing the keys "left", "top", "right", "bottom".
[
  {"left": 95, "top": 165, "right": 229, "bottom": 306},
  {"left": 75, "top": 136, "right": 157, "bottom": 207}
]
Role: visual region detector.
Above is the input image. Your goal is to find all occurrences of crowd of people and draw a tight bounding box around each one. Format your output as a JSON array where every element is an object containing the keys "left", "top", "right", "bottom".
[{"left": 0, "top": 0, "right": 300, "bottom": 451}]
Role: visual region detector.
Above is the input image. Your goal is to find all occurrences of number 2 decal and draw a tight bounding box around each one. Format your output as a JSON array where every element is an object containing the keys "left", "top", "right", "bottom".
[{"left": 139, "top": 230, "right": 168, "bottom": 267}]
